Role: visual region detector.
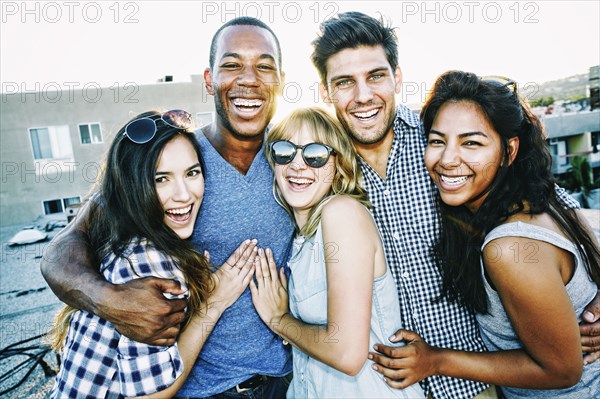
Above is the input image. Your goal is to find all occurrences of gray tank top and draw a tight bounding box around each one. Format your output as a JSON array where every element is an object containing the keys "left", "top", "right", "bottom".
[{"left": 476, "top": 221, "right": 599, "bottom": 398}]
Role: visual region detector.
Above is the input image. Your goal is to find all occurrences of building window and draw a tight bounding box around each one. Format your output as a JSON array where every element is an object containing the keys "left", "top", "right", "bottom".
[
  {"left": 63, "top": 196, "right": 81, "bottom": 208},
  {"left": 196, "top": 112, "right": 213, "bottom": 128},
  {"left": 79, "top": 123, "right": 103, "bottom": 144},
  {"left": 548, "top": 138, "right": 569, "bottom": 167},
  {"left": 29, "top": 125, "right": 73, "bottom": 161},
  {"left": 43, "top": 199, "right": 63, "bottom": 214},
  {"left": 43, "top": 196, "right": 81, "bottom": 215}
]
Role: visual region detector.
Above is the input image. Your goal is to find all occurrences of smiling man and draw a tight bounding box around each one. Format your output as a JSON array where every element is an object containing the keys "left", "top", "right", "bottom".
[
  {"left": 182, "top": 18, "right": 294, "bottom": 398},
  {"left": 312, "top": 14, "right": 488, "bottom": 398},
  {"left": 202, "top": 21, "right": 284, "bottom": 173},
  {"left": 41, "top": 17, "right": 294, "bottom": 398},
  {"left": 311, "top": 11, "right": 600, "bottom": 399}
]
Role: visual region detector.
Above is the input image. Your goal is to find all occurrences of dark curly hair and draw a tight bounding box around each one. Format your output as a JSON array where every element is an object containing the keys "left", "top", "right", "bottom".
[{"left": 421, "top": 70, "right": 600, "bottom": 313}]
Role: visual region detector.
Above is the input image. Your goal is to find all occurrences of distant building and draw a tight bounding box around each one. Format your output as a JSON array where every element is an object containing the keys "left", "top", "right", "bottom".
[
  {"left": 0, "top": 76, "right": 214, "bottom": 226},
  {"left": 591, "top": 65, "right": 600, "bottom": 111},
  {"left": 542, "top": 66, "right": 600, "bottom": 177},
  {"left": 543, "top": 109, "right": 600, "bottom": 175}
]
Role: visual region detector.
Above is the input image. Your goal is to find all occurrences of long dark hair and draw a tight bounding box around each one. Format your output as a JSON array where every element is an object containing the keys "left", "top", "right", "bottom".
[
  {"left": 50, "top": 111, "right": 212, "bottom": 349},
  {"left": 421, "top": 71, "right": 600, "bottom": 314}
]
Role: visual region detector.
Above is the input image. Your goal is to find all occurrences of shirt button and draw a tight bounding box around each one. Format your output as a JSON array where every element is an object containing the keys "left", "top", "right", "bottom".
[
  {"left": 402, "top": 271, "right": 409, "bottom": 279},
  {"left": 383, "top": 189, "right": 391, "bottom": 196},
  {"left": 413, "top": 312, "right": 418, "bottom": 319},
  {"left": 392, "top": 232, "right": 400, "bottom": 240}
]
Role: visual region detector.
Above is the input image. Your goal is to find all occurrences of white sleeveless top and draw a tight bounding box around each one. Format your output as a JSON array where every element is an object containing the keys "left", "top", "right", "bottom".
[
  {"left": 477, "top": 221, "right": 600, "bottom": 399},
  {"left": 286, "top": 221, "right": 425, "bottom": 398}
]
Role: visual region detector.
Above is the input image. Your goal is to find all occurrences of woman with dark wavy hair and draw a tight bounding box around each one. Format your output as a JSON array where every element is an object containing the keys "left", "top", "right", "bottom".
[
  {"left": 47, "top": 110, "right": 256, "bottom": 398},
  {"left": 372, "top": 71, "right": 600, "bottom": 398}
]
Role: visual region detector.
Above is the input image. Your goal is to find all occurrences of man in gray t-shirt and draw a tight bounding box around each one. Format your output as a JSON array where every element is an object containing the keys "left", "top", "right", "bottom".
[{"left": 41, "top": 17, "right": 294, "bottom": 398}]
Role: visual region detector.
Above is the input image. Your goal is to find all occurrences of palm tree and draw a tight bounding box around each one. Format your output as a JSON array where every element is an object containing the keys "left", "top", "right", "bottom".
[{"left": 559, "top": 156, "right": 600, "bottom": 208}]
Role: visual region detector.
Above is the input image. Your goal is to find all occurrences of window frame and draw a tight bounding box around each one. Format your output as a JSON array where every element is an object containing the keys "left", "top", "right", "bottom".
[
  {"left": 28, "top": 125, "right": 74, "bottom": 162},
  {"left": 78, "top": 122, "right": 103, "bottom": 144}
]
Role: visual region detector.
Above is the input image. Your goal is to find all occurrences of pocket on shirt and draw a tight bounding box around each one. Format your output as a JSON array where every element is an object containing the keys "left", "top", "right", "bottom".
[
  {"left": 290, "top": 278, "right": 327, "bottom": 324},
  {"left": 291, "top": 276, "right": 327, "bottom": 302}
]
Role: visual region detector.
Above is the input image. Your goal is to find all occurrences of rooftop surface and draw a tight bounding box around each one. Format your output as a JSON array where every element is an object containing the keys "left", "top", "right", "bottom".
[{"left": 1, "top": 209, "right": 598, "bottom": 398}]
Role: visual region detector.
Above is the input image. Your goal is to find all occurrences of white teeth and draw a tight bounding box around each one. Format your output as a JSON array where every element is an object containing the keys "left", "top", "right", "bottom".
[
  {"left": 440, "top": 175, "right": 469, "bottom": 185},
  {"left": 233, "top": 98, "right": 263, "bottom": 107},
  {"left": 288, "top": 177, "right": 313, "bottom": 185},
  {"left": 354, "top": 109, "right": 378, "bottom": 119},
  {"left": 166, "top": 205, "right": 191, "bottom": 215}
]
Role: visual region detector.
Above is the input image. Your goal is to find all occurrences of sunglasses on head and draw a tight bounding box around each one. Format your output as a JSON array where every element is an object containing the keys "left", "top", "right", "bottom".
[
  {"left": 481, "top": 75, "right": 518, "bottom": 95},
  {"left": 269, "top": 140, "right": 336, "bottom": 168},
  {"left": 123, "top": 109, "right": 193, "bottom": 144}
]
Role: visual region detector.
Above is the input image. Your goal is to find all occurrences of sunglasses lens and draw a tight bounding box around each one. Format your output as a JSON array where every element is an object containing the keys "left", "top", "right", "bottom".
[
  {"left": 303, "top": 143, "right": 330, "bottom": 168},
  {"left": 482, "top": 76, "right": 516, "bottom": 93},
  {"left": 125, "top": 118, "right": 156, "bottom": 144},
  {"left": 271, "top": 141, "right": 296, "bottom": 165},
  {"left": 163, "top": 109, "right": 193, "bottom": 129}
]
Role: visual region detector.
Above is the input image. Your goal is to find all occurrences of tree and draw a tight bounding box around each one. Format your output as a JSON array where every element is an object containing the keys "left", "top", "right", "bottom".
[{"left": 558, "top": 156, "right": 600, "bottom": 208}]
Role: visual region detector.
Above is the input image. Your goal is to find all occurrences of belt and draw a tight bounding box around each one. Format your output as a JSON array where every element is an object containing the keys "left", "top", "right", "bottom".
[{"left": 235, "top": 374, "right": 271, "bottom": 393}]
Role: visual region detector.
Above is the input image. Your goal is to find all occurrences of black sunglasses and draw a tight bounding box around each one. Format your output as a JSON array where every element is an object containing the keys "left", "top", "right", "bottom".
[
  {"left": 269, "top": 140, "right": 336, "bottom": 168},
  {"left": 123, "top": 109, "right": 193, "bottom": 144}
]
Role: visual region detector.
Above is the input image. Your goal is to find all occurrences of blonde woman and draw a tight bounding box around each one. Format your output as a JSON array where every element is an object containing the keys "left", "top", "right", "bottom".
[{"left": 249, "top": 107, "right": 424, "bottom": 398}]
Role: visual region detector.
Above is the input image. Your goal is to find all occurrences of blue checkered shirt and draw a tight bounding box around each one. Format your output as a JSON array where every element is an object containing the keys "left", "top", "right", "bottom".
[
  {"left": 49, "top": 239, "right": 187, "bottom": 399},
  {"left": 360, "top": 105, "right": 488, "bottom": 399},
  {"left": 360, "top": 105, "right": 580, "bottom": 399}
]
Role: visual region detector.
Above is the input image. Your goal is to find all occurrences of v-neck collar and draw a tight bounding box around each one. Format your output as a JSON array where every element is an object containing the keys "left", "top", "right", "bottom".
[{"left": 198, "top": 131, "right": 266, "bottom": 182}]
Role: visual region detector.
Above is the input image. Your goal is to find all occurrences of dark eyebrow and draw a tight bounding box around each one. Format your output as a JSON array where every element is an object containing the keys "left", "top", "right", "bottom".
[
  {"left": 156, "top": 162, "right": 201, "bottom": 176},
  {"left": 328, "top": 67, "right": 390, "bottom": 84},
  {"left": 429, "top": 129, "right": 489, "bottom": 138},
  {"left": 258, "top": 54, "right": 276, "bottom": 62},
  {"left": 221, "top": 52, "right": 240, "bottom": 60},
  {"left": 186, "top": 162, "right": 202, "bottom": 171},
  {"left": 220, "top": 52, "right": 276, "bottom": 62}
]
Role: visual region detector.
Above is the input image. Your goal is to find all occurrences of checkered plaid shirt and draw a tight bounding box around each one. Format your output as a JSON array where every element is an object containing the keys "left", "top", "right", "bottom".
[
  {"left": 360, "top": 105, "right": 488, "bottom": 399},
  {"left": 360, "top": 105, "right": 580, "bottom": 399},
  {"left": 50, "top": 239, "right": 187, "bottom": 399}
]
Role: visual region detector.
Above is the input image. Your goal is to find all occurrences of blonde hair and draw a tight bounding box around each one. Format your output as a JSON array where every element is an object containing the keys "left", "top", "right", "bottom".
[
  {"left": 47, "top": 306, "right": 77, "bottom": 351},
  {"left": 266, "top": 107, "right": 370, "bottom": 237}
]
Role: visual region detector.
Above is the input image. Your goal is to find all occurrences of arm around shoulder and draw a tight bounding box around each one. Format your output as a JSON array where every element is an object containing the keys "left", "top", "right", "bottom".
[
  {"left": 41, "top": 200, "right": 107, "bottom": 313},
  {"left": 42, "top": 201, "right": 187, "bottom": 345}
]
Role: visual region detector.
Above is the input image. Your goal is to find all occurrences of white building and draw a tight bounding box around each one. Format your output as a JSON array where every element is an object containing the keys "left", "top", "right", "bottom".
[{"left": 1, "top": 75, "right": 214, "bottom": 226}]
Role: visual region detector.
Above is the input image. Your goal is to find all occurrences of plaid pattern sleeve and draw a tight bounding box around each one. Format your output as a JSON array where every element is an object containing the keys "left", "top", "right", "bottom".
[
  {"left": 555, "top": 183, "right": 581, "bottom": 209},
  {"left": 49, "top": 239, "right": 187, "bottom": 399},
  {"left": 110, "top": 241, "right": 187, "bottom": 397},
  {"left": 359, "top": 106, "right": 488, "bottom": 399}
]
